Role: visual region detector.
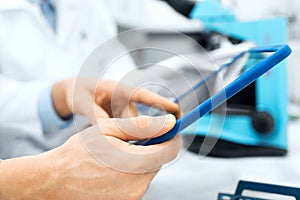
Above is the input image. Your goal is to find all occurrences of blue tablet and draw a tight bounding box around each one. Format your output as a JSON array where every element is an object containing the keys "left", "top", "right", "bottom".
[{"left": 143, "top": 44, "right": 292, "bottom": 146}]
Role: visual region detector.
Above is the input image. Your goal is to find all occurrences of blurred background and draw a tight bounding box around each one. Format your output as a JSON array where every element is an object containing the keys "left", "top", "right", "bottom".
[
  {"left": 97, "top": 1, "right": 300, "bottom": 199},
  {"left": 1, "top": 0, "right": 300, "bottom": 199},
  {"left": 100, "top": 0, "right": 300, "bottom": 117}
]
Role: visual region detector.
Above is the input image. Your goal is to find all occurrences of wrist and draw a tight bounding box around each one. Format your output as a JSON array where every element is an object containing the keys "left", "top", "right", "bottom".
[
  {"left": 0, "top": 155, "right": 49, "bottom": 199},
  {"left": 0, "top": 148, "right": 69, "bottom": 200}
]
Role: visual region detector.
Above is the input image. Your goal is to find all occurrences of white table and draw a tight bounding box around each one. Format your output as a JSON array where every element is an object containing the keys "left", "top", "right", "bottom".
[{"left": 143, "top": 119, "right": 300, "bottom": 199}]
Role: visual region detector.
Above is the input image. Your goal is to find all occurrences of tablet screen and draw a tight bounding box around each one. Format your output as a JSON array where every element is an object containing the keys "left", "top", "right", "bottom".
[
  {"left": 109, "top": 44, "right": 290, "bottom": 146},
  {"left": 132, "top": 50, "right": 257, "bottom": 117}
]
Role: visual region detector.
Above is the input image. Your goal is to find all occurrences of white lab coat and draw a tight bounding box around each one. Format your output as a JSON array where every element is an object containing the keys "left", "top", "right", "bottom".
[{"left": 0, "top": 0, "right": 136, "bottom": 158}]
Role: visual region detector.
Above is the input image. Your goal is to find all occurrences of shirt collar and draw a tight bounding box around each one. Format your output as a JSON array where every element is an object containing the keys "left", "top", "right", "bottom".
[{"left": 28, "top": 0, "right": 55, "bottom": 4}]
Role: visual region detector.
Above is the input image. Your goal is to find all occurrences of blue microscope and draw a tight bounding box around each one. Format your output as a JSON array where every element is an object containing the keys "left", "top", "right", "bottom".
[{"left": 164, "top": 0, "right": 288, "bottom": 157}]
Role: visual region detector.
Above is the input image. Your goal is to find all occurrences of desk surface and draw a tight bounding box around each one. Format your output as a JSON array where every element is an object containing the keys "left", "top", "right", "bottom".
[{"left": 143, "top": 119, "right": 300, "bottom": 200}]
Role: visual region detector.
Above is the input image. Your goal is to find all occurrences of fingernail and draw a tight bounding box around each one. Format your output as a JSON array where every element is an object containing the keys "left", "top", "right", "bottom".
[{"left": 165, "top": 114, "right": 176, "bottom": 126}]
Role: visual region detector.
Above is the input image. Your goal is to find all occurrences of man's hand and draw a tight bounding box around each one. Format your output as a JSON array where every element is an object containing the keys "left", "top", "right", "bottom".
[
  {"left": 52, "top": 78, "right": 181, "bottom": 124},
  {"left": 0, "top": 115, "right": 182, "bottom": 200}
]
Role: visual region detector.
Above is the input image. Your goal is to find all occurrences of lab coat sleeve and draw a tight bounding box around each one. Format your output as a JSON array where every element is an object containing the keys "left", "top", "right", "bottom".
[
  {"left": 0, "top": 74, "right": 50, "bottom": 138},
  {"left": 38, "top": 85, "right": 73, "bottom": 135}
]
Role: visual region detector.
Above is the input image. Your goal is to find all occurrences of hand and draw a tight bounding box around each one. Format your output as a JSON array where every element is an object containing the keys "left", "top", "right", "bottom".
[
  {"left": 0, "top": 115, "right": 182, "bottom": 200},
  {"left": 52, "top": 78, "right": 181, "bottom": 124}
]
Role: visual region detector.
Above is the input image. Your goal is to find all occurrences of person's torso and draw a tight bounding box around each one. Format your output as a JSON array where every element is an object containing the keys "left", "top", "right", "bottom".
[{"left": 0, "top": 0, "right": 118, "bottom": 82}]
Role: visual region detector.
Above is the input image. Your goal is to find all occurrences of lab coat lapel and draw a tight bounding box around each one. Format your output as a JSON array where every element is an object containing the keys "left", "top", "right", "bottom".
[{"left": 0, "top": 0, "right": 56, "bottom": 37}]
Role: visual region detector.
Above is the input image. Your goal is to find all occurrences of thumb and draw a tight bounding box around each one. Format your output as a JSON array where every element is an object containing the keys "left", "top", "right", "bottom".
[{"left": 97, "top": 114, "right": 176, "bottom": 141}]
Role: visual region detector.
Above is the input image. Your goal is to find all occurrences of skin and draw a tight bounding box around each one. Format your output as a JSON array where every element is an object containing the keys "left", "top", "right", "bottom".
[
  {"left": 0, "top": 115, "right": 182, "bottom": 200},
  {"left": 0, "top": 78, "right": 183, "bottom": 199},
  {"left": 52, "top": 78, "right": 181, "bottom": 124}
]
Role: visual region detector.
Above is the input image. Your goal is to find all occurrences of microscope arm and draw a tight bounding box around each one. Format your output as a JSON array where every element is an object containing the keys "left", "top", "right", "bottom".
[{"left": 161, "top": 0, "right": 196, "bottom": 18}]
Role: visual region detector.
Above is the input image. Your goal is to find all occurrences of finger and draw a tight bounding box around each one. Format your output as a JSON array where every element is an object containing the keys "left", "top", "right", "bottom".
[
  {"left": 98, "top": 81, "right": 182, "bottom": 118},
  {"left": 128, "top": 102, "right": 138, "bottom": 117},
  {"left": 78, "top": 125, "right": 182, "bottom": 173},
  {"left": 97, "top": 114, "right": 176, "bottom": 141},
  {"left": 106, "top": 134, "right": 183, "bottom": 172},
  {"left": 83, "top": 103, "right": 109, "bottom": 125},
  {"left": 175, "top": 110, "right": 183, "bottom": 119},
  {"left": 94, "top": 104, "right": 109, "bottom": 121},
  {"left": 131, "top": 88, "right": 180, "bottom": 114},
  {"left": 120, "top": 102, "right": 138, "bottom": 118}
]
